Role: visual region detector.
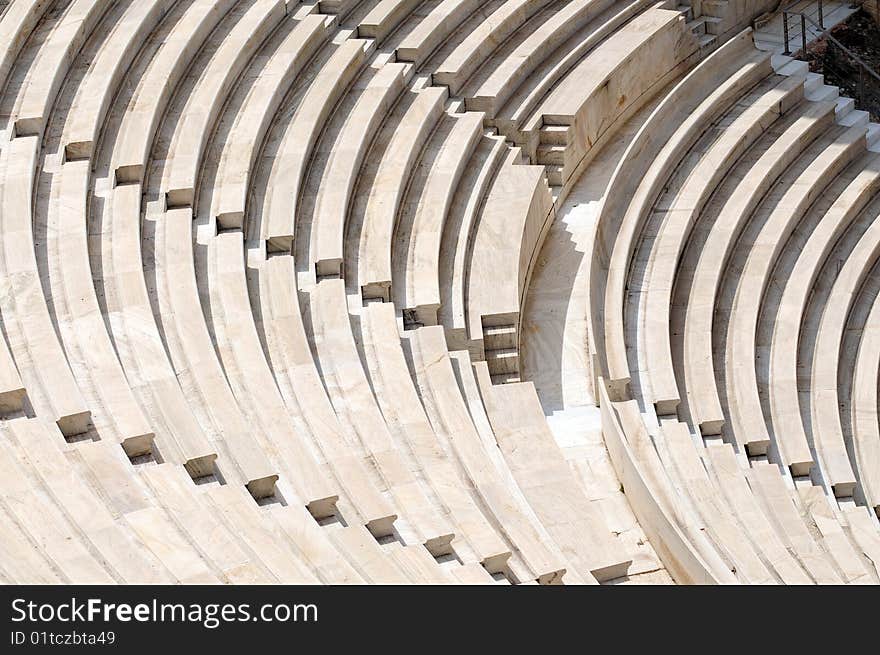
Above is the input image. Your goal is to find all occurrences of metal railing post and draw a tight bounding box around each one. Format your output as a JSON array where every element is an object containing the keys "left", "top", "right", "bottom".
[
  {"left": 783, "top": 11, "right": 791, "bottom": 55},
  {"left": 801, "top": 14, "right": 808, "bottom": 53},
  {"left": 818, "top": 0, "right": 824, "bottom": 29}
]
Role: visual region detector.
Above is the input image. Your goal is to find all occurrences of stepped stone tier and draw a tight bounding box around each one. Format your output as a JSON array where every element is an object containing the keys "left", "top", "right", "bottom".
[{"left": 0, "top": 0, "right": 879, "bottom": 585}]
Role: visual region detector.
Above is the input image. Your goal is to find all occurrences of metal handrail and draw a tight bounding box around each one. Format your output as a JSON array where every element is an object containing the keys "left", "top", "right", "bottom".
[
  {"left": 782, "top": 1, "right": 864, "bottom": 44},
  {"left": 780, "top": 6, "right": 880, "bottom": 119},
  {"left": 782, "top": 10, "right": 880, "bottom": 84}
]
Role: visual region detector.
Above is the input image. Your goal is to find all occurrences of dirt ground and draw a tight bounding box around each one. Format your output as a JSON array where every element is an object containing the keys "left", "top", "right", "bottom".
[{"left": 803, "top": 10, "right": 880, "bottom": 120}]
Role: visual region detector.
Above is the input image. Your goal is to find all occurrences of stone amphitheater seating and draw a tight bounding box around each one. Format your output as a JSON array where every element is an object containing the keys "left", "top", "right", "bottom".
[
  {"left": 395, "top": 0, "right": 482, "bottom": 67},
  {"left": 810, "top": 202, "right": 880, "bottom": 497},
  {"left": 853, "top": 279, "right": 880, "bottom": 515},
  {"left": 358, "top": 0, "right": 420, "bottom": 44},
  {"left": 8, "top": 0, "right": 107, "bottom": 139},
  {"left": 311, "top": 62, "right": 410, "bottom": 278},
  {"left": 51, "top": 161, "right": 155, "bottom": 457},
  {"left": 111, "top": 0, "right": 238, "bottom": 186},
  {"left": 263, "top": 37, "right": 371, "bottom": 254},
  {"left": 102, "top": 185, "right": 219, "bottom": 481},
  {"left": 467, "top": 147, "right": 552, "bottom": 381},
  {"left": 767, "top": 157, "right": 880, "bottom": 487},
  {"left": 0, "top": 0, "right": 52, "bottom": 100},
  {"left": 0, "top": 137, "right": 91, "bottom": 437},
  {"left": 207, "top": 232, "right": 340, "bottom": 518},
  {"left": 1, "top": 0, "right": 879, "bottom": 585},
  {"left": 213, "top": 12, "right": 333, "bottom": 229},
  {"left": 158, "top": 207, "right": 279, "bottom": 500},
  {"left": 62, "top": 0, "right": 176, "bottom": 162},
  {"left": 683, "top": 100, "right": 837, "bottom": 446},
  {"left": 398, "top": 110, "right": 483, "bottom": 325},
  {"left": 358, "top": 84, "right": 447, "bottom": 303},
  {"left": 162, "top": 0, "right": 287, "bottom": 211},
  {"left": 255, "top": 257, "right": 399, "bottom": 539}
]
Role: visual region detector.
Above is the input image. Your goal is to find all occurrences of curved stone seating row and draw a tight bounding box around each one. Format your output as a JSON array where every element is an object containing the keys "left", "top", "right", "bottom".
[
  {"left": 642, "top": 71, "right": 805, "bottom": 415},
  {"left": 62, "top": 0, "right": 176, "bottom": 161},
  {"left": 765, "top": 157, "right": 880, "bottom": 486},
  {"left": 491, "top": 0, "right": 652, "bottom": 140},
  {"left": 404, "top": 325, "right": 567, "bottom": 583},
  {"left": 683, "top": 99, "right": 836, "bottom": 445},
  {"left": 512, "top": 4, "right": 699, "bottom": 189},
  {"left": 597, "top": 30, "right": 767, "bottom": 402},
  {"left": 162, "top": 0, "right": 286, "bottom": 211},
  {"left": 307, "top": 278, "right": 453, "bottom": 546},
  {"left": 358, "top": 301, "right": 513, "bottom": 571},
  {"left": 101, "top": 184, "right": 219, "bottom": 480},
  {"left": 437, "top": 134, "right": 508, "bottom": 352},
  {"left": 262, "top": 37, "right": 371, "bottom": 253},
  {"left": 256, "top": 257, "right": 399, "bottom": 539},
  {"left": 156, "top": 207, "right": 279, "bottom": 499},
  {"left": 357, "top": 0, "right": 421, "bottom": 44},
  {"left": 476, "top": 373, "right": 631, "bottom": 582},
  {"left": 724, "top": 125, "right": 865, "bottom": 475},
  {"left": 112, "top": 0, "right": 238, "bottom": 185},
  {"left": 746, "top": 463, "right": 844, "bottom": 583},
  {"left": 598, "top": 387, "right": 732, "bottom": 584},
  {"left": 853, "top": 276, "right": 880, "bottom": 515},
  {"left": 142, "top": 459, "right": 364, "bottom": 583},
  {"left": 658, "top": 421, "right": 777, "bottom": 583},
  {"left": 431, "top": 0, "right": 553, "bottom": 96},
  {"left": 395, "top": 0, "right": 483, "bottom": 67},
  {"left": 212, "top": 12, "right": 334, "bottom": 229},
  {"left": 810, "top": 202, "right": 880, "bottom": 497},
  {"left": 0, "top": 0, "right": 52, "bottom": 109},
  {"left": 311, "top": 62, "right": 410, "bottom": 278},
  {"left": 8, "top": 0, "right": 108, "bottom": 139},
  {"left": 358, "top": 85, "right": 447, "bottom": 302},
  {"left": 0, "top": 137, "right": 91, "bottom": 437},
  {"left": 48, "top": 161, "right": 154, "bottom": 457},
  {"left": 207, "top": 232, "right": 341, "bottom": 517},
  {"left": 0, "top": 419, "right": 115, "bottom": 583},
  {"left": 466, "top": 148, "right": 553, "bottom": 381},
  {"left": 397, "top": 110, "right": 483, "bottom": 326}
]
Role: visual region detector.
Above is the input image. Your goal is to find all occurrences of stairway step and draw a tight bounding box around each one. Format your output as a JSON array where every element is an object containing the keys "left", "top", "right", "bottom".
[
  {"left": 485, "top": 348, "right": 519, "bottom": 376},
  {"left": 539, "top": 125, "right": 569, "bottom": 146},
  {"left": 545, "top": 165, "right": 563, "bottom": 187},
  {"left": 536, "top": 144, "right": 565, "bottom": 166},
  {"left": 483, "top": 325, "right": 517, "bottom": 351},
  {"left": 867, "top": 123, "right": 880, "bottom": 151},
  {"left": 838, "top": 108, "right": 869, "bottom": 129},
  {"left": 806, "top": 83, "right": 839, "bottom": 103},
  {"left": 490, "top": 373, "right": 521, "bottom": 386},
  {"left": 697, "top": 33, "right": 717, "bottom": 50}
]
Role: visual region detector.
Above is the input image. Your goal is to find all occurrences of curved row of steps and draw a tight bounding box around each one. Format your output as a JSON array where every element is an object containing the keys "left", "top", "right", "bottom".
[{"left": 551, "top": 25, "right": 880, "bottom": 583}]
